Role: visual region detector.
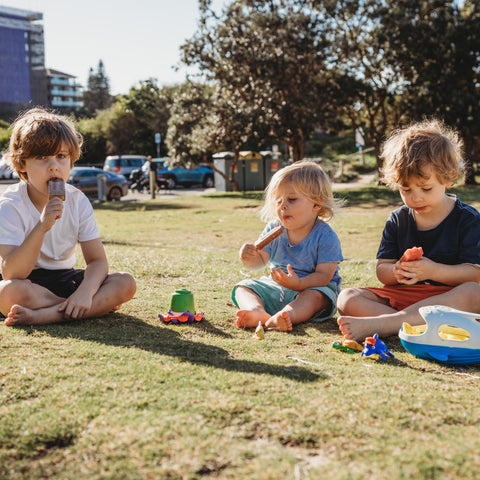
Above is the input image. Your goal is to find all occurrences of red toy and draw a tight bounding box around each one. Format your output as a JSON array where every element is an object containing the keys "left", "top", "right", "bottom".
[{"left": 159, "top": 311, "right": 204, "bottom": 324}]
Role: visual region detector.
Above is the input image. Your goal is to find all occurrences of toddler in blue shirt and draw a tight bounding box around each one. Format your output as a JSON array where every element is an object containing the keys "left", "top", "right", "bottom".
[{"left": 232, "top": 161, "right": 343, "bottom": 332}]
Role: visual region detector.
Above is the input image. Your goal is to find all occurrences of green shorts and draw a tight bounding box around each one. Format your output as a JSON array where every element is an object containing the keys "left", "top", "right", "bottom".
[{"left": 231, "top": 276, "right": 340, "bottom": 322}]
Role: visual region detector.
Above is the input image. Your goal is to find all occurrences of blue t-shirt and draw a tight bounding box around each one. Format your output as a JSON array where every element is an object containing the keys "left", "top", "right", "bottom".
[
  {"left": 261, "top": 219, "right": 343, "bottom": 287},
  {"left": 377, "top": 196, "right": 480, "bottom": 285}
]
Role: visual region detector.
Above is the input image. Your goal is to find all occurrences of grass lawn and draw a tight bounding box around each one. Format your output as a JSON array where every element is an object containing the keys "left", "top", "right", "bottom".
[{"left": 1, "top": 184, "right": 480, "bottom": 479}]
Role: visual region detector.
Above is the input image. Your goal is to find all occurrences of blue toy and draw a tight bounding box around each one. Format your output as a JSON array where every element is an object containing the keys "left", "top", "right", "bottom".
[
  {"left": 399, "top": 305, "right": 480, "bottom": 365},
  {"left": 361, "top": 333, "right": 394, "bottom": 361}
]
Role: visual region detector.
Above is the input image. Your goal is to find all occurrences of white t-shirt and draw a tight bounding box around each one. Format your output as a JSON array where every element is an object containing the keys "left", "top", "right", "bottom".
[{"left": 0, "top": 181, "right": 100, "bottom": 270}]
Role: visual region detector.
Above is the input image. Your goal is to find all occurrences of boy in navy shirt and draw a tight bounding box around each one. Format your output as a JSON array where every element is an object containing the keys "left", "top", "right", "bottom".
[{"left": 337, "top": 119, "right": 480, "bottom": 341}]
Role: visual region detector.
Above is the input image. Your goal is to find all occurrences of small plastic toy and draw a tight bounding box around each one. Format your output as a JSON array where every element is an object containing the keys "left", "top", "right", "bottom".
[
  {"left": 169, "top": 288, "right": 195, "bottom": 313},
  {"left": 159, "top": 311, "right": 204, "bottom": 324},
  {"left": 332, "top": 339, "right": 363, "bottom": 354},
  {"left": 399, "top": 305, "right": 480, "bottom": 365},
  {"left": 159, "top": 288, "right": 204, "bottom": 324},
  {"left": 252, "top": 321, "right": 265, "bottom": 340},
  {"left": 361, "top": 333, "right": 394, "bottom": 361}
]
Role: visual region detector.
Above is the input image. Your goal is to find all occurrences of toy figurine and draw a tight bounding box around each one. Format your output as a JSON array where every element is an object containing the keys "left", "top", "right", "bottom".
[
  {"left": 159, "top": 311, "right": 204, "bottom": 324},
  {"left": 253, "top": 321, "right": 265, "bottom": 340},
  {"left": 361, "top": 333, "right": 394, "bottom": 361},
  {"left": 332, "top": 339, "right": 363, "bottom": 354}
]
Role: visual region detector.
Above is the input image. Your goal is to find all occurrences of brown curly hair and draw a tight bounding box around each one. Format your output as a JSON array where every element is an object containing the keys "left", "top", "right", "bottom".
[
  {"left": 7, "top": 107, "right": 83, "bottom": 181},
  {"left": 380, "top": 119, "right": 464, "bottom": 188}
]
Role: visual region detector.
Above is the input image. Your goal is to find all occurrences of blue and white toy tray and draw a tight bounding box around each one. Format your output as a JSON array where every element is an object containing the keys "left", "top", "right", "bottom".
[{"left": 399, "top": 305, "right": 480, "bottom": 365}]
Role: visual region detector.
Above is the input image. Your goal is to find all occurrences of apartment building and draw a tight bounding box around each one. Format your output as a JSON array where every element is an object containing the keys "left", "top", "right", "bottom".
[{"left": 0, "top": 5, "right": 82, "bottom": 115}]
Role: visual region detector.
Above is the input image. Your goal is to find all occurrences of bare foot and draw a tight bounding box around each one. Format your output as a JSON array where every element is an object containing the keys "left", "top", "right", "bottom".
[
  {"left": 236, "top": 309, "right": 270, "bottom": 328},
  {"left": 111, "top": 304, "right": 122, "bottom": 313},
  {"left": 337, "top": 315, "right": 385, "bottom": 342},
  {"left": 265, "top": 311, "right": 292, "bottom": 332},
  {"left": 5, "top": 304, "right": 36, "bottom": 326}
]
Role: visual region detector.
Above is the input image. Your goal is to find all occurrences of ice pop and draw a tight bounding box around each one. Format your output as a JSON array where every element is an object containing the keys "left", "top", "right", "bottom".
[
  {"left": 48, "top": 178, "right": 65, "bottom": 201},
  {"left": 254, "top": 225, "right": 284, "bottom": 250}
]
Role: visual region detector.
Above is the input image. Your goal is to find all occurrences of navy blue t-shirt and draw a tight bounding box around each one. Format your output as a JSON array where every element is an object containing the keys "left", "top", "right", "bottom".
[{"left": 377, "top": 196, "right": 480, "bottom": 285}]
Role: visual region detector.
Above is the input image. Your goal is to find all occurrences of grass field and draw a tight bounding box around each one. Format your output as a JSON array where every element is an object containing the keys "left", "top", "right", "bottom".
[{"left": 1, "top": 184, "right": 480, "bottom": 479}]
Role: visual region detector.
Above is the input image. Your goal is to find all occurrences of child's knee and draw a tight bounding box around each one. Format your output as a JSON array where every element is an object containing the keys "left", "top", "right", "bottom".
[
  {"left": 0, "top": 279, "right": 34, "bottom": 311},
  {"left": 116, "top": 273, "right": 136, "bottom": 300},
  {"left": 337, "top": 287, "right": 362, "bottom": 312},
  {"left": 457, "top": 282, "right": 480, "bottom": 306}
]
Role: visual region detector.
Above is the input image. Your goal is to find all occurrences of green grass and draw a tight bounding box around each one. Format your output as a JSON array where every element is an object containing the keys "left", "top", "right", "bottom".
[{"left": 1, "top": 186, "right": 480, "bottom": 479}]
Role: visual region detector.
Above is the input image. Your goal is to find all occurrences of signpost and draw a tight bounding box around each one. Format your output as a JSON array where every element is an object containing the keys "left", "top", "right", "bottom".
[{"left": 155, "top": 132, "right": 161, "bottom": 157}]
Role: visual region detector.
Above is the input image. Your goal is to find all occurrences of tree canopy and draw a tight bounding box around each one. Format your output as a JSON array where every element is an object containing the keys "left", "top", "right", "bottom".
[{"left": 82, "top": 60, "right": 114, "bottom": 116}]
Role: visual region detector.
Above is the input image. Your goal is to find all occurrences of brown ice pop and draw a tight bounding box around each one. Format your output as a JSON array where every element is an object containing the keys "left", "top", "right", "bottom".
[
  {"left": 48, "top": 178, "right": 65, "bottom": 201},
  {"left": 254, "top": 225, "right": 284, "bottom": 250}
]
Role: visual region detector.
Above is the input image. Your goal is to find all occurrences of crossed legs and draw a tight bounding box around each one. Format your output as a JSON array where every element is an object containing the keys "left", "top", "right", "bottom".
[
  {"left": 0, "top": 272, "right": 136, "bottom": 326},
  {"left": 235, "top": 286, "right": 329, "bottom": 332},
  {"left": 337, "top": 282, "right": 480, "bottom": 341}
]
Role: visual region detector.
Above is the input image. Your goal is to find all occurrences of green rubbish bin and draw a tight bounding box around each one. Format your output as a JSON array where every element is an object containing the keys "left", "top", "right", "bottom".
[{"left": 212, "top": 151, "right": 283, "bottom": 192}]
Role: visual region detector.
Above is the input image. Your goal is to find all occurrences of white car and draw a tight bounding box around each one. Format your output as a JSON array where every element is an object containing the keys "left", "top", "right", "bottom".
[{"left": 0, "top": 158, "right": 14, "bottom": 179}]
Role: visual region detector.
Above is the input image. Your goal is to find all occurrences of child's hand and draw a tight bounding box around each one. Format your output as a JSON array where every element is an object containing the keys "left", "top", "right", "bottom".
[
  {"left": 271, "top": 264, "right": 302, "bottom": 290},
  {"left": 40, "top": 197, "right": 63, "bottom": 231},
  {"left": 239, "top": 242, "right": 259, "bottom": 261},
  {"left": 58, "top": 289, "right": 93, "bottom": 320},
  {"left": 395, "top": 257, "right": 435, "bottom": 284}
]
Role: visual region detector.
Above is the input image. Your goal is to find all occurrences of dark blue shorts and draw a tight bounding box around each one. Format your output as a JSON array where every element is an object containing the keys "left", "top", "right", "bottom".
[{"left": 0, "top": 268, "right": 85, "bottom": 298}]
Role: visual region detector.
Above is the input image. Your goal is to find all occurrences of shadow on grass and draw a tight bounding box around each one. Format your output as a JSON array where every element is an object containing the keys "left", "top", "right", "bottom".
[
  {"left": 335, "top": 186, "right": 401, "bottom": 208},
  {"left": 30, "top": 315, "right": 325, "bottom": 383},
  {"left": 206, "top": 192, "right": 264, "bottom": 201}
]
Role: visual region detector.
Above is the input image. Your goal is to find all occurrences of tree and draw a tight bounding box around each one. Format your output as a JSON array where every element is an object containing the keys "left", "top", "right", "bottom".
[
  {"left": 377, "top": 0, "right": 480, "bottom": 183},
  {"left": 181, "top": 0, "right": 334, "bottom": 162},
  {"left": 166, "top": 82, "right": 217, "bottom": 165},
  {"left": 106, "top": 79, "right": 173, "bottom": 155},
  {"left": 76, "top": 115, "right": 108, "bottom": 165},
  {"left": 82, "top": 60, "right": 114, "bottom": 116},
  {"left": 316, "top": 0, "right": 412, "bottom": 171},
  {"left": 324, "top": 0, "right": 480, "bottom": 182},
  {"left": 166, "top": 81, "right": 260, "bottom": 190}
]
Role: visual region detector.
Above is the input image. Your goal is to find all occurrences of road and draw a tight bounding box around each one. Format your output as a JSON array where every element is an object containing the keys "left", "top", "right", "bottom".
[
  {"left": 0, "top": 179, "right": 216, "bottom": 201},
  {"left": 0, "top": 172, "right": 375, "bottom": 200}
]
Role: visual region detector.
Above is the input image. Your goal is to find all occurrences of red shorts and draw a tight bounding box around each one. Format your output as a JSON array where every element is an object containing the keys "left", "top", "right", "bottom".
[{"left": 366, "top": 284, "right": 453, "bottom": 311}]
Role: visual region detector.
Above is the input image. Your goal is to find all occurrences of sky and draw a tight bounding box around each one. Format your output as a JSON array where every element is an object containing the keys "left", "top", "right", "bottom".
[{"left": 7, "top": 0, "right": 226, "bottom": 95}]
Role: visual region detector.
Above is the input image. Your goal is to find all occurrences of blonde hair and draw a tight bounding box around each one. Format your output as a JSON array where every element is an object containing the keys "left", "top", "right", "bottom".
[
  {"left": 261, "top": 161, "right": 336, "bottom": 222},
  {"left": 380, "top": 119, "right": 463, "bottom": 187},
  {"left": 7, "top": 107, "right": 83, "bottom": 181}
]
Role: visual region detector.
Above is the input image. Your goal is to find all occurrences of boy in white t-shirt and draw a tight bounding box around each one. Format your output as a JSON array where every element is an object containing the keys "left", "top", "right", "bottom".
[{"left": 0, "top": 108, "right": 136, "bottom": 326}]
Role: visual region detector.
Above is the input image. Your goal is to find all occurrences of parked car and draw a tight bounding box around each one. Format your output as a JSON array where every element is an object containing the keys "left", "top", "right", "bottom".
[
  {"left": 130, "top": 158, "right": 215, "bottom": 190},
  {"left": 67, "top": 167, "right": 128, "bottom": 201},
  {"left": 0, "top": 158, "right": 14, "bottom": 179},
  {"left": 156, "top": 159, "right": 215, "bottom": 188},
  {"left": 103, "top": 155, "right": 147, "bottom": 182}
]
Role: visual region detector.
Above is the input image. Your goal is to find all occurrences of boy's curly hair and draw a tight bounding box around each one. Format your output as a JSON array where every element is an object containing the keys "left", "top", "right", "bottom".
[
  {"left": 380, "top": 119, "right": 464, "bottom": 187},
  {"left": 7, "top": 107, "right": 83, "bottom": 181},
  {"left": 261, "top": 160, "right": 337, "bottom": 222}
]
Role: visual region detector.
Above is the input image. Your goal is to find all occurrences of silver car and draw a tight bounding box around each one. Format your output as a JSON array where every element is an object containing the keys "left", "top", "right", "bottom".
[{"left": 103, "top": 155, "right": 147, "bottom": 182}]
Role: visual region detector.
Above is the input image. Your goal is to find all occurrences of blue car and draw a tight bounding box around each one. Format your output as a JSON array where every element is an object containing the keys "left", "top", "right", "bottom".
[{"left": 153, "top": 158, "right": 215, "bottom": 188}]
